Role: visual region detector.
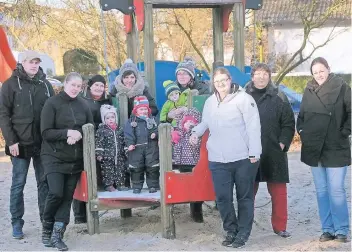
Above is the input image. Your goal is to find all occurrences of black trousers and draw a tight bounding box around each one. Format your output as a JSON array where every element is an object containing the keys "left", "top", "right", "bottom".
[
  {"left": 43, "top": 172, "right": 80, "bottom": 224},
  {"left": 130, "top": 166, "right": 160, "bottom": 190}
]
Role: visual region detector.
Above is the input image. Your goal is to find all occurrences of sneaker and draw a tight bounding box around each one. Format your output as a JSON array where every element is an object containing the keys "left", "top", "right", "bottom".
[
  {"left": 133, "top": 188, "right": 141, "bottom": 194},
  {"left": 221, "top": 233, "right": 236, "bottom": 247},
  {"left": 275, "top": 230, "right": 291, "bottom": 238},
  {"left": 149, "top": 187, "right": 157, "bottom": 193},
  {"left": 319, "top": 232, "right": 335, "bottom": 242},
  {"left": 232, "top": 237, "right": 246, "bottom": 249},
  {"left": 12, "top": 225, "right": 24, "bottom": 239},
  {"left": 335, "top": 234, "right": 347, "bottom": 243}
]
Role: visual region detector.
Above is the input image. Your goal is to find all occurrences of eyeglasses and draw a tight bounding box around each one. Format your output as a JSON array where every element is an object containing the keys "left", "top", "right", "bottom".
[{"left": 213, "top": 78, "right": 229, "bottom": 85}]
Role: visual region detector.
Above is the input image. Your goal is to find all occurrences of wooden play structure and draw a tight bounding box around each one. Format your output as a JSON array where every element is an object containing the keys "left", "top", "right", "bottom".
[
  {"left": 73, "top": 93, "right": 215, "bottom": 239},
  {"left": 74, "top": 0, "right": 262, "bottom": 239}
]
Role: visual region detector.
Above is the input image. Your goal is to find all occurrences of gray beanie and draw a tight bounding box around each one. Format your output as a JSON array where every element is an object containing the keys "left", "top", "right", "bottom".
[
  {"left": 175, "top": 56, "right": 196, "bottom": 79},
  {"left": 100, "top": 104, "right": 118, "bottom": 124},
  {"left": 119, "top": 58, "right": 138, "bottom": 77}
]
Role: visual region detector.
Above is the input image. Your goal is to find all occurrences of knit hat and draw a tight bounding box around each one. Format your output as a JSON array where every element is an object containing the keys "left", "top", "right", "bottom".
[
  {"left": 132, "top": 96, "right": 151, "bottom": 116},
  {"left": 100, "top": 104, "right": 118, "bottom": 125},
  {"left": 163, "top": 80, "right": 180, "bottom": 98},
  {"left": 119, "top": 58, "right": 138, "bottom": 78},
  {"left": 88, "top": 74, "right": 106, "bottom": 88},
  {"left": 175, "top": 56, "right": 196, "bottom": 79},
  {"left": 181, "top": 115, "right": 198, "bottom": 130}
]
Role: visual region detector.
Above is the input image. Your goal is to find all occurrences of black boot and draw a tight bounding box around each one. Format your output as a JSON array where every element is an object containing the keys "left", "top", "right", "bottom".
[
  {"left": 51, "top": 222, "right": 68, "bottom": 251},
  {"left": 42, "top": 220, "right": 54, "bottom": 247},
  {"left": 190, "top": 202, "right": 204, "bottom": 223}
]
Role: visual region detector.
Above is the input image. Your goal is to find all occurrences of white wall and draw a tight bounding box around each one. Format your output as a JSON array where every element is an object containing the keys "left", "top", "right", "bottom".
[{"left": 268, "top": 25, "right": 352, "bottom": 74}]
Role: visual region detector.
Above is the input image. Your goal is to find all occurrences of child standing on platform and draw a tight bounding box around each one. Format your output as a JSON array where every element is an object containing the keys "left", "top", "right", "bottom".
[
  {"left": 124, "top": 96, "right": 160, "bottom": 194},
  {"left": 95, "top": 105, "right": 129, "bottom": 192}
]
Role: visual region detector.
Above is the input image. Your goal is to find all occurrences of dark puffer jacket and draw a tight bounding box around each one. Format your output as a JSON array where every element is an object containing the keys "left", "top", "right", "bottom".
[
  {"left": 81, "top": 90, "right": 112, "bottom": 129},
  {"left": 176, "top": 79, "right": 210, "bottom": 95},
  {"left": 40, "top": 91, "right": 94, "bottom": 175},
  {"left": 297, "top": 74, "right": 351, "bottom": 167},
  {"left": 95, "top": 124, "right": 126, "bottom": 165},
  {"left": 245, "top": 82, "right": 295, "bottom": 183},
  {"left": 0, "top": 64, "right": 54, "bottom": 151}
]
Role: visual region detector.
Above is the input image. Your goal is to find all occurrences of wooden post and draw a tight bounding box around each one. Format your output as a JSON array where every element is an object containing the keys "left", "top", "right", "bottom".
[
  {"left": 212, "top": 7, "right": 224, "bottom": 66},
  {"left": 159, "top": 123, "right": 175, "bottom": 239},
  {"left": 143, "top": 3, "right": 156, "bottom": 99},
  {"left": 83, "top": 123, "right": 100, "bottom": 235},
  {"left": 117, "top": 93, "right": 133, "bottom": 218},
  {"left": 233, "top": 2, "right": 245, "bottom": 72},
  {"left": 127, "top": 15, "right": 137, "bottom": 63},
  {"left": 187, "top": 91, "right": 193, "bottom": 109}
]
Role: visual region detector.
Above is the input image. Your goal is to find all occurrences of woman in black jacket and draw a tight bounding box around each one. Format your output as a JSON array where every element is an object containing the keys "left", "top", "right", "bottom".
[
  {"left": 73, "top": 74, "right": 112, "bottom": 224},
  {"left": 40, "top": 72, "right": 93, "bottom": 251},
  {"left": 297, "top": 57, "right": 351, "bottom": 243},
  {"left": 110, "top": 59, "right": 158, "bottom": 117}
]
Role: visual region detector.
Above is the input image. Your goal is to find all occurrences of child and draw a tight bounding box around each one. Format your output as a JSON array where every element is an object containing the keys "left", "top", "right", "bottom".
[
  {"left": 124, "top": 96, "right": 160, "bottom": 194},
  {"left": 172, "top": 108, "right": 202, "bottom": 170},
  {"left": 95, "top": 104, "right": 128, "bottom": 192},
  {"left": 159, "top": 80, "right": 189, "bottom": 126}
]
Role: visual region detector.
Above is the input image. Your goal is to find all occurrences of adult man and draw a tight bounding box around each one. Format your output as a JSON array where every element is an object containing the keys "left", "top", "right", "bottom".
[
  {"left": 0, "top": 50, "right": 54, "bottom": 239},
  {"left": 245, "top": 63, "right": 295, "bottom": 238}
]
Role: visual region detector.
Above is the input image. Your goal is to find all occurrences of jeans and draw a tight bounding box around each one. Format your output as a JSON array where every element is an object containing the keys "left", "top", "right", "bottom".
[
  {"left": 10, "top": 156, "right": 48, "bottom": 226},
  {"left": 209, "top": 159, "right": 259, "bottom": 241},
  {"left": 43, "top": 172, "right": 80, "bottom": 224},
  {"left": 311, "top": 166, "right": 350, "bottom": 236}
]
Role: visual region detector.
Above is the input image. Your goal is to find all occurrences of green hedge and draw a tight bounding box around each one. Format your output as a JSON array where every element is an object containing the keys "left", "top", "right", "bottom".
[{"left": 281, "top": 74, "right": 351, "bottom": 94}]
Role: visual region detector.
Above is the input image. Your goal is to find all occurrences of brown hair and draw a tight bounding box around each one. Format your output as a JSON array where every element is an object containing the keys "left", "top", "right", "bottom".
[
  {"left": 211, "top": 67, "right": 232, "bottom": 93},
  {"left": 251, "top": 63, "right": 271, "bottom": 78},
  {"left": 310, "top": 57, "right": 330, "bottom": 74}
]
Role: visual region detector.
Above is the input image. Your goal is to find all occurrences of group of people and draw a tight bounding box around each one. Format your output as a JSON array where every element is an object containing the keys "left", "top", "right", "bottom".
[{"left": 0, "top": 50, "right": 349, "bottom": 251}]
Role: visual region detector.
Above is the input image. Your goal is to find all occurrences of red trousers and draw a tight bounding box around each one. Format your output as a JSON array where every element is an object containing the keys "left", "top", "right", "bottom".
[{"left": 254, "top": 182, "right": 288, "bottom": 232}]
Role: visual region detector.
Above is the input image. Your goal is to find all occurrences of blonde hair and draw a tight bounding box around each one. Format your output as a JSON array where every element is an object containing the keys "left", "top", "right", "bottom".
[{"left": 64, "top": 72, "right": 82, "bottom": 84}]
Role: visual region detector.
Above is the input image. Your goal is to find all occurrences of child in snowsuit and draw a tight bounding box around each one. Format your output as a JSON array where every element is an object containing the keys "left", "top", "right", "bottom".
[
  {"left": 124, "top": 96, "right": 160, "bottom": 194},
  {"left": 95, "top": 104, "right": 128, "bottom": 192},
  {"left": 159, "top": 80, "right": 189, "bottom": 127},
  {"left": 172, "top": 107, "right": 204, "bottom": 222}
]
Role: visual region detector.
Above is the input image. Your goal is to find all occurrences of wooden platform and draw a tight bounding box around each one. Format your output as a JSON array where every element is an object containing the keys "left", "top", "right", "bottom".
[{"left": 97, "top": 189, "right": 160, "bottom": 202}]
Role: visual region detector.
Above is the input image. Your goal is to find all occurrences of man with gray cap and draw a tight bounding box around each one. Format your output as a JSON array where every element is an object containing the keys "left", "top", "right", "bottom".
[{"left": 0, "top": 50, "right": 55, "bottom": 239}]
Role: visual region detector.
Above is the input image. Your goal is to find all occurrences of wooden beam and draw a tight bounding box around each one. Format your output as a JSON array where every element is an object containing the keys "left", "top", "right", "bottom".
[
  {"left": 83, "top": 123, "right": 100, "bottom": 235},
  {"left": 233, "top": 2, "right": 245, "bottom": 71},
  {"left": 117, "top": 93, "right": 133, "bottom": 218},
  {"left": 126, "top": 15, "right": 137, "bottom": 63},
  {"left": 213, "top": 7, "right": 224, "bottom": 70},
  {"left": 143, "top": 3, "right": 156, "bottom": 99},
  {"left": 159, "top": 123, "right": 175, "bottom": 239}
]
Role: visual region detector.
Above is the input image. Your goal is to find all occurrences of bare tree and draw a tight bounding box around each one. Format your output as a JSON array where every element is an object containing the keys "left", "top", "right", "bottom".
[{"left": 271, "top": 0, "right": 349, "bottom": 84}]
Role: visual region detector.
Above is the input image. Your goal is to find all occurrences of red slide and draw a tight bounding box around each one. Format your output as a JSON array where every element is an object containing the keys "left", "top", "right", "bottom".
[{"left": 0, "top": 26, "right": 16, "bottom": 83}]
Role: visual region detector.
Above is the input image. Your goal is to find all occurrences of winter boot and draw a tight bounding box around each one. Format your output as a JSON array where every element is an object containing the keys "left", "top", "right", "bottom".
[
  {"left": 51, "top": 222, "right": 68, "bottom": 251},
  {"left": 190, "top": 202, "right": 204, "bottom": 223},
  {"left": 42, "top": 220, "right": 54, "bottom": 247}
]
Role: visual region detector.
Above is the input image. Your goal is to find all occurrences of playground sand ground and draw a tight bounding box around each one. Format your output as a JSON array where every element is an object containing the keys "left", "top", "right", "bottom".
[{"left": 0, "top": 152, "right": 350, "bottom": 251}]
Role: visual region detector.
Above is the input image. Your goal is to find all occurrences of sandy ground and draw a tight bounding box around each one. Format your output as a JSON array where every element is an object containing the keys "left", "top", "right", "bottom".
[{"left": 0, "top": 152, "right": 350, "bottom": 251}]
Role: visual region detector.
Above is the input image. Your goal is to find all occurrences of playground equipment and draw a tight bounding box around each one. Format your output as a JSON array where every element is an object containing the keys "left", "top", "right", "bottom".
[
  {"left": 73, "top": 93, "right": 215, "bottom": 238},
  {"left": 0, "top": 26, "right": 16, "bottom": 83}
]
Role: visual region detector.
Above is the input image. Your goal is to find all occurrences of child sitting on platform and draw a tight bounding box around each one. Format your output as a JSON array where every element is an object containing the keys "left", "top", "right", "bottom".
[
  {"left": 159, "top": 80, "right": 189, "bottom": 127},
  {"left": 124, "top": 96, "right": 160, "bottom": 194},
  {"left": 95, "top": 105, "right": 129, "bottom": 192}
]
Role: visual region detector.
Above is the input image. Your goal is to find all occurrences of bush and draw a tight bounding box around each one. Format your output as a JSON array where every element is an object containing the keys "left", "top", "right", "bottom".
[{"left": 281, "top": 74, "right": 351, "bottom": 94}]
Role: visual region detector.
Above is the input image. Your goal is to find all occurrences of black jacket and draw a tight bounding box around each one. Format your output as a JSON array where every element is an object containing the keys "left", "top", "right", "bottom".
[
  {"left": 0, "top": 64, "right": 54, "bottom": 150},
  {"left": 81, "top": 89, "right": 112, "bottom": 129},
  {"left": 297, "top": 74, "right": 351, "bottom": 167},
  {"left": 246, "top": 82, "right": 295, "bottom": 183},
  {"left": 40, "top": 91, "right": 94, "bottom": 175},
  {"left": 124, "top": 115, "right": 159, "bottom": 146},
  {"left": 176, "top": 79, "right": 210, "bottom": 95}
]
